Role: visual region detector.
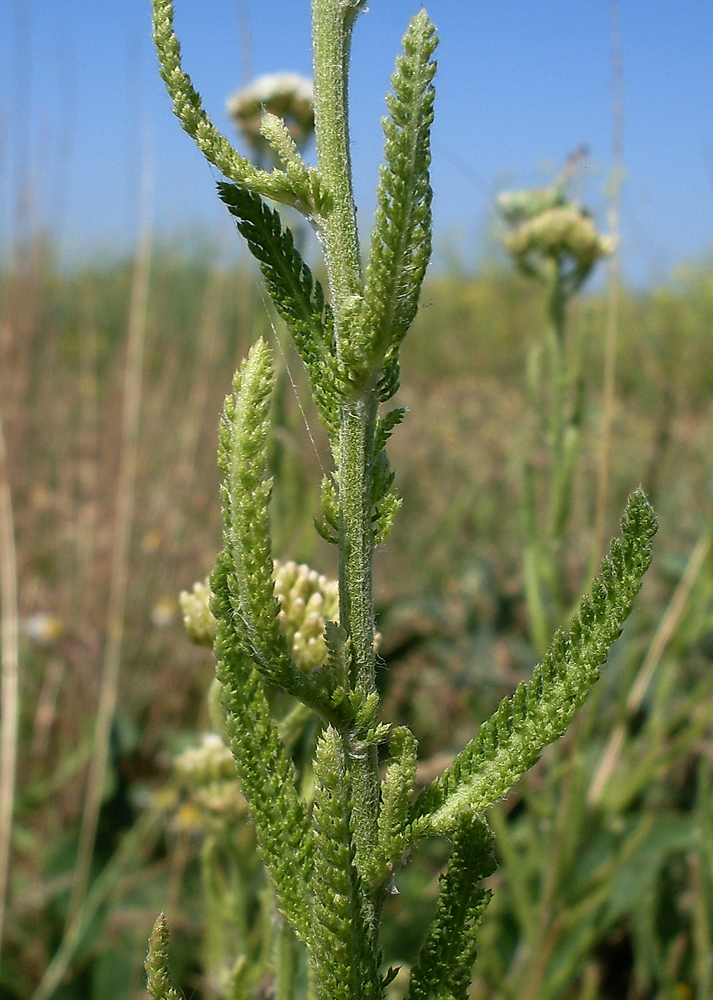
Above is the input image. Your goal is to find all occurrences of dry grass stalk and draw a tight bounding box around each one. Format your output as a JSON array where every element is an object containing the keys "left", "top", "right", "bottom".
[
  {"left": 591, "top": 0, "right": 624, "bottom": 572},
  {"left": 0, "top": 404, "right": 19, "bottom": 959},
  {"left": 66, "top": 172, "right": 155, "bottom": 926}
]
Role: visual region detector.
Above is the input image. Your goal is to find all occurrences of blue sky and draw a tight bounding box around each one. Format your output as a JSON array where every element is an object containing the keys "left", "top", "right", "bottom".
[{"left": 1, "top": 0, "right": 712, "bottom": 284}]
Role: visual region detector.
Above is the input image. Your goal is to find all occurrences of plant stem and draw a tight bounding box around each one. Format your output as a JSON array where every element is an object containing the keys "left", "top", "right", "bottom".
[
  {"left": 336, "top": 292, "right": 380, "bottom": 937},
  {"left": 311, "top": 0, "right": 381, "bottom": 935},
  {"left": 338, "top": 397, "right": 378, "bottom": 696},
  {"left": 0, "top": 401, "right": 19, "bottom": 962},
  {"left": 525, "top": 271, "right": 569, "bottom": 652},
  {"left": 519, "top": 725, "right": 581, "bottom": 1000},
  {"left": 311, "top": 0, "right": 362, "bottom": 310},
  {"left": 67, "top": 167, "right": 153, "bottom": 926},
  {"left": 274, "top": 916, "right": 299, "bottom": 1000},
  {"left": 590, "top": 1, "right": 624, "bottom": 574},
  {"left": 546, "top": 275, "right": 567, "bottom": 574},
  {"left": 31, "top": 812, "right": 162, "bottom": 1000}
]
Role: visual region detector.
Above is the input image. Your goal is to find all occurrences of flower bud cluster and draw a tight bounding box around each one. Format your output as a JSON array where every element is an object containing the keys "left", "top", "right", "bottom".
[
  {"left": 174, "top": 732, "right": 237, "bottom": 785},
  {"left": 179, "top": 561, "right": 340, "bottom": 672},
  {"left": 179, "top": 578, "right": 215, "bottom": 646},
  {"left": 164, "top": 733, "right": 246, "bottom": 835},
  {"left": 273, "top": 560, "right": 339, "bottom": 672},
  {"left": 498, "top": 161, "right": 614, "bottom": 290},
  {"left": 503, "top": 205, "right": 614, "bottom": 274}
]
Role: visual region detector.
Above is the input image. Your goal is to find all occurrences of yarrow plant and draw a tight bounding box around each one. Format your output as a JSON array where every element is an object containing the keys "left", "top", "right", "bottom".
[
  {"left": 149, "top": 2, "right": 657, "bottom": 998},
  {"left": 498, "top": 160, "right": 616, "bottom": 653}
]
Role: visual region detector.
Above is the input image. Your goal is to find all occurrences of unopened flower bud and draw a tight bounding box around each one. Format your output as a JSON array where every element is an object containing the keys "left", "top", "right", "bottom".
[{"left": 179, "top": 578, "right": 215, "bottom": 646}]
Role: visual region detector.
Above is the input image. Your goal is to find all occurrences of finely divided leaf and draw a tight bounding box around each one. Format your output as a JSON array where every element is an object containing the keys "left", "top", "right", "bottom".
[
  {"left": 310, "top": 727, "right": 382, "bottom": 1000},
  {"left": 411, "top": 490, "right": 657, "bottom": 838},
  {"left": 152, "top": 0, "right": 323, "bottom": 212},
  {"left": 212, "top": 552, "right": 314, "bottom": 942},
  {"left": 218, "top": 183, "right": 343, "bottom": 438},
  {"left": 367, "top": 727, "right": 418, "bottom": 887},
  {"left": 407, "top": 817, "right": 496, "bottom": 1000},
  {"left": 375, "top": 407, "right": 407, "bottom": 453},
  {"left": 360, "top": 11, "right": 437, "bottom": 392},
  {"left": 219, "top": 339, "right": 331, "bottom": 712},
  {"left": 145, "top": 914, "right": 181, "bottom": 1000}
]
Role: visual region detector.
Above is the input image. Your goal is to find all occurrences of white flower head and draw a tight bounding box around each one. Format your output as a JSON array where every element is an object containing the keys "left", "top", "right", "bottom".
[{"left": 227, "top": 72, "right": 315, "bottom": 162}]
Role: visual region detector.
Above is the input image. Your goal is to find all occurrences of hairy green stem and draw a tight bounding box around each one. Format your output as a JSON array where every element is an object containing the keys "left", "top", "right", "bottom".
[
  {"left": 338, "top": 393, "right": 381, "bottom": 931},
  {"left": 312, "top": 0, "right": 381, "bottom": 918},
  {"left": 545, "top": 276, "right": 567, "bottom": 544},
  {"left": 311, "top": 0, "right": 363, "bottom": 310},
  {"left": 338, "top": 397, "right": 378, "bottom": 695}
]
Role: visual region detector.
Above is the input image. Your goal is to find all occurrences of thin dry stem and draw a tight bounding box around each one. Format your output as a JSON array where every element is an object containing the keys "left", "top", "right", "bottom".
[
  {"left": 0, "top": 403, "right": 19, "bottom": 958},
  {"left": 590, "top": 0, "right": 624, "bottom": 572},
  {"left": 31, "top": 657, "right": 65, "bottom": 760},
  {"left": 66, "top": 168, "right": 154, "bottom": 925},
  {"left": 165, "top": 261, "right": 228, "bottom": 550},
  {"left": 31, "top": 812, "right": 161, "bottom": 1000},
  {"left": 73, "top": 303, "right": 101, "bottom": 617}
]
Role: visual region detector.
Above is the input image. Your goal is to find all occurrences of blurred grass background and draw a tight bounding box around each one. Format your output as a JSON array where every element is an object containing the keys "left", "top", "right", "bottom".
[{"left": 1, "top": 237, "right": 713, "bottom": 998}]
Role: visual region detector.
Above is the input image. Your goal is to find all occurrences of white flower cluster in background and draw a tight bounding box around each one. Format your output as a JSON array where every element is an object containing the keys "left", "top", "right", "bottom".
[
  {"left": 158, "top": 734, "right": 246, "bottom": 835},
  {"left": 173, "top": 733, "right": 237, "bottom": 786},
  {"left": 497, "top": 156, "right": 614, "bottom": 286},
  {"left": 502, "top": 204, "right": 615, "bottom": 275},
  {"left": 179, "top": 577, "right": 215, "bottom": 647},
  {"left": 226, "top": 72, "right": 315, "bottom": 162}
]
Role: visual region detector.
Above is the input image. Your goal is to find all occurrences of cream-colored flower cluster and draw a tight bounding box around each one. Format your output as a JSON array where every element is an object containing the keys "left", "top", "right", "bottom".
[
  {"left": 227, "top": 72, "right": 315, "bottom": 162},
  {"left": 179, "top": 560, "right": 339, "bottom": 672},
  {"left": 503, "top": 204, "right": 614, "bottom": 275},
  {"left": 179, "top": 578, "right": 215, "bottom": 647},
  {"left": 498, "top": 160, "right": 614, "bottom": 287},
  {"left": 273, "top": 560, "right": 339, "bottom": 672},
  {"left": 162, "top": 733, "right": 246, "bottom": 835},
  {"left": 174, "top": 732, "right": 237, "bottom": 785}
]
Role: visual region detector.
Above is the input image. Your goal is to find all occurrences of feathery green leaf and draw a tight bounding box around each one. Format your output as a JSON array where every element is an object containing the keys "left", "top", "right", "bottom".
[
  {"left": 259, "top": 113, "right": 331, "bottom": 216},
  {"left": 315, "top": 474, "right": 340, "bottom": 544},
  {"left": 218, "top": 183, "right": 344, "bottom": 439},
  {"left": 407, "top": 817, "right": 496, "bottom": 1000},
  {"left": 367, "top": 727, "right": 418, "bottom": 888},
  {"left": 411, "top": 489, "right": 658, "bottom": 838},
  {"left": 358, "top": 11, "right": 437, "bottom": 391},
  {"left": 374, "top": 491, "right": 402, "bottom": 546},
  {"left": 211, "top": 551, "right": 314, "bottom": 942},
  {"left": 375, "top": 407, "right": 407, "bottom": 453},
  {"left": 145, "top": 914, "right": 181, "bottom": 1000},
  {"left": 219, "top": 340, "right": 333, "bottom": 713},
  {"left": 151, "top": 0, "right": 328, "bottom": 215},
  {"left": 310, "top": 727, "right": 382, "bottom": 1000},
  {"left": 370, "top": 408, "right": 406, "bottom": 542}
]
